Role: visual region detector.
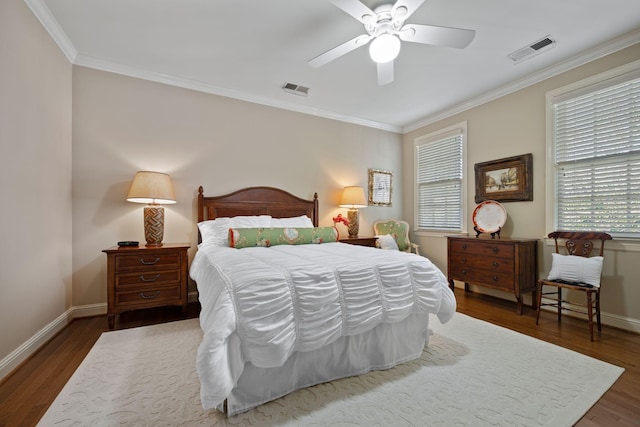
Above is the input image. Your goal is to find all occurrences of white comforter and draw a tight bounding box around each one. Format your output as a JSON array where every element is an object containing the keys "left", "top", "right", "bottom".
[{"left": 190, "top": 242, "right": 456, "bottom": 409}]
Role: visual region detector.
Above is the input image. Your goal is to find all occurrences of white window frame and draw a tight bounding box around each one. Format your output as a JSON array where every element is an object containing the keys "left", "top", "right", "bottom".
[
  {"left": 546, "top": 59, "right": 640, "bottom": 249},
  {"left": 414, "top": 121, "right": 468, "bottom": 236}
]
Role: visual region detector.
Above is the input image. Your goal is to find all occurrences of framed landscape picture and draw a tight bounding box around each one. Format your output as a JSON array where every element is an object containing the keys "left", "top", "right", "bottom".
[{"left": 474, "top": 153, "right": 533, "bottom": 203}]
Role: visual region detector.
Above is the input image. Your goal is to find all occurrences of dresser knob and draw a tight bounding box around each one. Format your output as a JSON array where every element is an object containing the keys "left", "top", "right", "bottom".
[
  {"left": 461, "top": 244, "right": 467, "bottom": 249},
  {"left": 493, "top": 261, "right": 499, "bottom": 267},
  {"left": 139, "top": 257, "right": 160, "bottom": 265},
  {"left": 461, "top": 269, "right": 467, "bottom": 275},
  {"left": 139, "top": 274, "right": 161, "bottom": 282},
  {"left": 492, "top": 248, "right": 498, "bottom": 254},
  {"left": 492, "top": 276, "right": 498, "bottom": 282},
  {"left": 140, "top": 290, "right": 160, "bottom": 299},
  {"left": 461, "top": 257, "right": 467, "bottom": 263}
]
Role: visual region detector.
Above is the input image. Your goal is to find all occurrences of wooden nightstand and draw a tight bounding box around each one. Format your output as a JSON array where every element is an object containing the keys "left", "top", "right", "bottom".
[
  {"left": 339, "top": 236, "right": 378, "bottom": 247},
  {"left": 103, "top": 243, "right": 190, "bottom": 329}
]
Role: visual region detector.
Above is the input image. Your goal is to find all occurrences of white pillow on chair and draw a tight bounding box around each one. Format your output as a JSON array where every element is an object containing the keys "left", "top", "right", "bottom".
[
  {"left": 547, "top": 253, "right": 603, "bottom": 287},
  {"left": 376, "top": 234, "right": 399, "bottom": 250}
]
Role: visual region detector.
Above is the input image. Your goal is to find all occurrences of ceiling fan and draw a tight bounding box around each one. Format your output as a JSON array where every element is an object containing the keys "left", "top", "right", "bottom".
[{"left": 309, "top": 0, "right": 476, "bottom": 85}]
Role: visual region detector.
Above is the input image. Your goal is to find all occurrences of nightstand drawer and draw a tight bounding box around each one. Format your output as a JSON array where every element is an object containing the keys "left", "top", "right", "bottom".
[
  {"left": 115, "top": 269, "right": 181, "bottom": 288},
  {"left": 114, "top": 253, "right": 181, "bottom": 272},
  {"left": 115, "top": 285, "right": 182, "bottom": 306}
]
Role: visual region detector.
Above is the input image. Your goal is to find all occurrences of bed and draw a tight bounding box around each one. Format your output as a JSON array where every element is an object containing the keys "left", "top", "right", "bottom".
[{"left": 190, "top": 186, "right": 456, "bottom": 416}]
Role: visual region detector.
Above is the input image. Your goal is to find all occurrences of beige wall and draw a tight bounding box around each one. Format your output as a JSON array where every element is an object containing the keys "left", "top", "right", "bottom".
[
  {"left": 403, "top": 44, "right": 640, "bottom": 330},
  {"left": 0, "top": 0, "right": 72, "bottom": 370},
  {"left": 71, "top": 67, "right": 403, "bottom": 307},
  {"left": 3, "top": 0, "right": 638, "bottom": 380}
]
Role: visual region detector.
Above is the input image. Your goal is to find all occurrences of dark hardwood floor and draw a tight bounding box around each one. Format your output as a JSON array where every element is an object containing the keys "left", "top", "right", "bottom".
[{"left": 1, "top": 290, "right": 638, "bottom": 426}]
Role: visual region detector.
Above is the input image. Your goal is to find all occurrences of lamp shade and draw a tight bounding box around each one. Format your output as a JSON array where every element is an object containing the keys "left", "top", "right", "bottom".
[
  {"left": 339, "top": 186, "right": 367, "bottom": 208},
  {"left": 126, "top": 171, "right": 176, "bottom": 205}
]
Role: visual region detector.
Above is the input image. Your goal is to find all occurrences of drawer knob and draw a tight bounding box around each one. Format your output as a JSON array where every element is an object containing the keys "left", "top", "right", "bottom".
[
  {"left": 461, "top": 257, "right": 467, "bottom": 263},
  {"left": 139, "top": 274, "right": 161, "bottom": 282},
  {"left": 492, "top": 248, "right": 499, "bottom": 254},
  {"left": 140, "top": 290, "right": 161, "bottom": 299},
  {"left": 139, "top": 257, "right": 160, "bottom": 265},
  {"left": 461, "top": 244, "right": 467, "bottom": 249},
  {"left": 461, "top": 269, "right": 467, "bottom": 275},
  {"left": 493, "top": 261, "right": 499, "bottom": 267},
  {"left": 492, "top": 276, "right": 499, "bottom": 282}
]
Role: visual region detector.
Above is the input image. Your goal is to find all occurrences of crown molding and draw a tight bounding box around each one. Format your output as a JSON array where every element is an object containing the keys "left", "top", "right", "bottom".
[
  {"left": 23, "top": 0, "right": 77, "bottom": 63},
  {"left": 73, "top": 55, "right": 402, "bottom": 133},
  {"left": 402, "top": 29, "right": 640, "bottom": 134},
  {"left": 23, "top": 0, "right": 639, "bottom": 135}
]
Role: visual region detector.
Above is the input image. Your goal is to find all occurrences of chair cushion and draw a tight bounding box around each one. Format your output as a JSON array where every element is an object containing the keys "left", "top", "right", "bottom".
[
  {"left": 375, "top": 221, "right": 409, "bottom": 251},
  {"left": 376, "top": 234, "right": 399, "bottom": 250},
  {"left": 547, "top": 253, "right": 604, "bottom": 287}
]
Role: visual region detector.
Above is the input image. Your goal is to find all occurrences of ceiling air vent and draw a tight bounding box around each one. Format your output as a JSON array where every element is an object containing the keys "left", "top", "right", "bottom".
[
  {"left": 508, "top": 35, "right": 555, "bottom": 64},
  {"left": 282, "top": 82, "right": 309, "bottom": 97}
]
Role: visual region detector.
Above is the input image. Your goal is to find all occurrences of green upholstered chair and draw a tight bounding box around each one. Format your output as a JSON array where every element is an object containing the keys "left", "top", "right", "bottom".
[{"left": 373, "top": 220, "right": 420, "bottom": 255}]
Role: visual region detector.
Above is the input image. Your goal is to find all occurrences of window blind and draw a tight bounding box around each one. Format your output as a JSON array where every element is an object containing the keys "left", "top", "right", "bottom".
[
  {"left": 553, "top": 75, "right": 640, "bottom": 236},
  {"left": 416, "top": 133, "right": 463, "bottom": 230}
]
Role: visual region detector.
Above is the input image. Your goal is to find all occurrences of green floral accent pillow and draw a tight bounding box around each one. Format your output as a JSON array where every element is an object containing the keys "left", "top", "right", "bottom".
[
  {"left": 229, "top": 227, "right": 338, "bottom": 249},
  {"left": 375, "top": 221, "right": 409, "bottom": 251}
]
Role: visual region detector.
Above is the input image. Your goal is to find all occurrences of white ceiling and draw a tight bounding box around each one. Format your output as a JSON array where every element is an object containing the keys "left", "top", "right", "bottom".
[{"left": 28, "top": 0, "right": 640, "bottom": 133}]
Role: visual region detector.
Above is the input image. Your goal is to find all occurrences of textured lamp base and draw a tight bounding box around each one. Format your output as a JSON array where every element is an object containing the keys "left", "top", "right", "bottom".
[
  {"left": 346, "top": 209, "right": 359, "bottom": 238},
  {"left": 144, "top": 206, "right": 164, "bottom": 247}
]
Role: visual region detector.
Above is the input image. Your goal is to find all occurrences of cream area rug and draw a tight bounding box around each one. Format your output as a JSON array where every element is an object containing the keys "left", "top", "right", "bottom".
[{"left": 38, "top": 314, "right": 624, "bottom": 427}]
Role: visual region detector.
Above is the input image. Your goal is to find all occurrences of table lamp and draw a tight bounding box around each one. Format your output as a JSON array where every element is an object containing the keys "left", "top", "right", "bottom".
[
  {"left": 126, "top": 171, "right": 176, "bottom": 247},
  {"left": 339, "top": 186, "right": 367, "bottom": 238}
]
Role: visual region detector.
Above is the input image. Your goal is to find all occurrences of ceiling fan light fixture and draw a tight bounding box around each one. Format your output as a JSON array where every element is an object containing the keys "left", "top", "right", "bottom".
[{"left": 369, "top": 34, "right": 401, "bottom": 64}]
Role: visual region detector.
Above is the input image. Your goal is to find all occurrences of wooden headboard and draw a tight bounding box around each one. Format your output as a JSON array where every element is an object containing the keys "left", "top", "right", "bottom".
[{"left": 197, "top": 186, "right": 319, "bottom": 226}]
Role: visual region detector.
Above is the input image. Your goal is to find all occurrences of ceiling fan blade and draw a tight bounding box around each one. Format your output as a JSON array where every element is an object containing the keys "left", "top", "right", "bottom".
[
  {"left": 391, "top": 0, "right": 427, "bottom": 20},
  {"left": 399, "top": 24, "right": 475, "bottom": 49},
  {"left": 330, "top": 0, "right": 376, "bottom": 24},
  {"left": 377, "top": 61, "right": 394, "bottom": 86},
  {"left": 308, "top": 34, "right": 373, "bottom": 68}
]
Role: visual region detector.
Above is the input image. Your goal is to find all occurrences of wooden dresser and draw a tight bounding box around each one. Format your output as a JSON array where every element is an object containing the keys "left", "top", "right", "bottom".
[
  {"left": 103, "top": 243, "right": 190, "bottom": 329},
  {"left": 447, "top": 236, "right": 538, "bottom": 314}
]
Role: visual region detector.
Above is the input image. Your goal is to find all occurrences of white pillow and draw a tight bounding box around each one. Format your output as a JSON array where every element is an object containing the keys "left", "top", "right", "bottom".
[
  {"left": 547, "top": 253, "right": 603, "bottom": 287},
  {"left": 270, "top": 215, "right": 314, "bottom": 228},
  {"left": 198, "top": 215, "right": 272, "bottom": 246},
  {"left": 376, "top": 234, "right": 399, "bottom": 250}
]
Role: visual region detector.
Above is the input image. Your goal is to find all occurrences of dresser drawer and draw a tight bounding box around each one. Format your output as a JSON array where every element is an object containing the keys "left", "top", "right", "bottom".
[
  {"left": 114, "top": 252, "right": 181, "bottom": 272},
  {"left": 449, "top": 267, "right": 514, "bottom": 290},
  {"left": 449, "top": 252, "right": 514, "bottom": 273},
  {"left": 449, "top": 239, "right": 514, "bottom": 259},
  {"left": 115, "top": 269, "right": 182, "bottom": 288},
  {"left": 115, "top": 285, "right": 182, "bottom": 306}
]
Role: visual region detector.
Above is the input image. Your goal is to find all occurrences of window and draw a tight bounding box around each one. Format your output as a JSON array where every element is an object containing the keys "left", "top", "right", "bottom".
[
  {"left": 549, "top": 64, "right": 640, "bottom": 238},
  {"left": 415, "top": 123, "right": 466, "bottom": 232}
]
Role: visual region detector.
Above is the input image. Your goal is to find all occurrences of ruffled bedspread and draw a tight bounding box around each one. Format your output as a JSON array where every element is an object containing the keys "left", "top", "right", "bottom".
[{"left": 190, "top": 242, "right": 456, "bottom": 409}]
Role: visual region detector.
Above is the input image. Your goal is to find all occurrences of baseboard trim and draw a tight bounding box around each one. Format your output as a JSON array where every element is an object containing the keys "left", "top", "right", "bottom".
[
  {"left": 455, "top": 283, "right": 640, "bottom": 334},
  {"left": 538, "top": 298, "right": 640, "bottom": 334},
  {"left": 0, "top": 308, "right": 73, "bottom": 381},
  {"left": 0, "top": 295, "right": 200, "bottom": 382}
]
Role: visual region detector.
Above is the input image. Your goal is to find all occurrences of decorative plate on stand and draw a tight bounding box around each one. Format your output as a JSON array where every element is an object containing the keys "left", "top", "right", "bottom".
[{"left": 472, "top": 200, "right": 507, "bottom": 238}]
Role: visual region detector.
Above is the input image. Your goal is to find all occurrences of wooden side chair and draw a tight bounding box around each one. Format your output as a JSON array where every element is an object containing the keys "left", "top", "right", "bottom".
[
  {"left": 536, "top": 231, "right": 612, "bottom": 341},
  {"left": 373, "top": 220, "right": 420, "bottom": 255}
]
